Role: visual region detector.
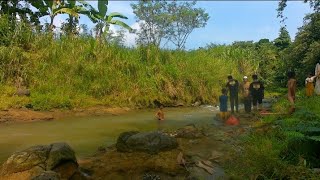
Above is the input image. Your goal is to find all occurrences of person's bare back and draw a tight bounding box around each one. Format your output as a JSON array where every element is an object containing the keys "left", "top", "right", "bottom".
[
  {"left": 287, "top": 71, "right": 297, "bottom": 114},
  {"left": 155, "top": 106, "right": 164, "bottom": 121},
  {"left": 288, "top": 78, "right": 297, "bottom": 102}
]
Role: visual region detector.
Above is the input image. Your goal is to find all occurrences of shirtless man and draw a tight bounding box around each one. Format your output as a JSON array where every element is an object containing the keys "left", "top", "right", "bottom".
[
  {"left": 155, "top": 105, "right": 164, "bottom": 121},
  {"left": 287, "top": 71, "right": 297, "bottom": 114},
  {"left": 155, "top": 105, "right": 164, "bottom": 131}
]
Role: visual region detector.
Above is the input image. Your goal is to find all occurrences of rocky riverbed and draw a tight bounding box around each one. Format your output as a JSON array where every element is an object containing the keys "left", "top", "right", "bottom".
[{"left": 0, "top": 110, "right": 260, "bottom": 179}]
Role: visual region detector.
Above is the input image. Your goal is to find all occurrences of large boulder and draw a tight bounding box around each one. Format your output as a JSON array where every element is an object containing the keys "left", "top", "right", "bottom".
[
  {"left": 116, "top": 131, "right": 178, "bottom": 154},
  {"left": 0, "top": 142, "right": 83, "bottom": 180}
]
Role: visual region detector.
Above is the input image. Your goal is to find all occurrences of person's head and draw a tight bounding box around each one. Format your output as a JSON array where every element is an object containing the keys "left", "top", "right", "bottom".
[
  {"left": 252, "top": 74, "right": 258, "bottom": 80},
  {"left": 221, "top": 88, "right": 227, "bottom": 95},
  {"left": 287, "top": 71, "right": 295, "bottom": 79},
  {"left": 159, "top": 105, "right": 164, "bottom": 110},
  {"left": 308, "top": 73, "right": 313, "bottom": 78},
  {"left": 243, "top": 76, "right": 248, "bottom": 82},
  {"left": 227, "top": 75, "right": 233, "bottom": 81}
]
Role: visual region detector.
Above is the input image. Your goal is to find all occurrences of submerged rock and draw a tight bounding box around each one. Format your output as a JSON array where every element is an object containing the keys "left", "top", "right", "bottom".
[
  {"left": 116, "top": 131, "right": 178, "bottom": 154},
  {"left": 175, "top": 124, "right": 204, "bottom": 139},
  {"left": 31, "top": 171, "right": 60, "bottom": 180},
  {"left": 0, "top": 142, "right": 84, "bottom": 180}
]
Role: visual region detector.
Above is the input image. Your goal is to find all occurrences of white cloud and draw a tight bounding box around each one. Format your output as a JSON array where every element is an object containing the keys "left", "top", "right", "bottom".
[{"left": 108, "top": 21, "right": 143, "bottom": 47}]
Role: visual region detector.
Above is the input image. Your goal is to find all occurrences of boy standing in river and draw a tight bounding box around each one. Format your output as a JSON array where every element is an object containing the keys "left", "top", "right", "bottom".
[
  {"left": 155, "top": 105, "right": 164, "bottom": 121},
  {"left": 219, "top": 88, "right": 229, "bottom": 121},
  {"left": 155, "top": 105, "right": 165, "bottom": 131}
]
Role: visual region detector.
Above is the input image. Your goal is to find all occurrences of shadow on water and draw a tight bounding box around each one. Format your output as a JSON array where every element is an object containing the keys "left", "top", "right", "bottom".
[{"left": 0, "top": 106, "right": 218, "bottom": 163}]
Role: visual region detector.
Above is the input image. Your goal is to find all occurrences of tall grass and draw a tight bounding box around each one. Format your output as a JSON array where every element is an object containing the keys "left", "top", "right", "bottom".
[{"left": 0, "top": 20, "right": 259, "bottom": 110}]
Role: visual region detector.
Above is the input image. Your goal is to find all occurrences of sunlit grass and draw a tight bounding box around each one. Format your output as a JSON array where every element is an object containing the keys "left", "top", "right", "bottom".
[{"left": 0, "top": 35, "right": 259, "bottom": 110}]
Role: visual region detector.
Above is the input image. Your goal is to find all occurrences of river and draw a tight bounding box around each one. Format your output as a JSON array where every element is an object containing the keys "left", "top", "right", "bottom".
[{"left": 0, "top": 106, "right": 218, "bottom": 163}]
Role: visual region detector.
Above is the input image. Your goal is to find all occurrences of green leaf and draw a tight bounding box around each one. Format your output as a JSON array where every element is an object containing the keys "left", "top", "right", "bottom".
[
  {"left": 98, "top": 0, "right": 108, "bottom": 17},
  {"left": 107, "top": 12, "right": 128, "bottom": 22},
  {"left": 46, "top": 0, "right": 54, "bottom": 9},
  {"left": 309, "top": 136, "right": 320, "bottom": 141},
  {"left": 109, "top": 20, "right": 132, "bottom": 31},
  {"left": 68, "top": 0, "right": 76, "bottom": 7},
  {"left": 53, "top": 8, "right": 79, "bottom": 18}
]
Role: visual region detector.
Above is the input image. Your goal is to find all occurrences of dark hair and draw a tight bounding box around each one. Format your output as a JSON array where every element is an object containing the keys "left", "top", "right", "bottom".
[
  {"left": 309, "top": 73, "right": 313, "bottom": 76},
  {"left": 252, "top": 74, "right": 258, "bottom": 80},
  {"left": 222, "top": 88, "right": 227, "bottom": 94},
  {"left": 287, "top": 71, "right": 295, "bottom": 78},
  {"left": 227, "top": 75, "right": 233, "bottom": 80}
]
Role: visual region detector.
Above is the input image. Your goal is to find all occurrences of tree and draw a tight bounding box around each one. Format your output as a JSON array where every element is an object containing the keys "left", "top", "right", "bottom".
[
  {"left": 274, "top": 27, "right": 291, "bottom": 50},
  {"left": 277, "top": 0, "right": 320, "bottom": 20},
  {"left": 82, "top": 0, "right": 132, "bottom": 41},
  {"left": 29, "top": 0, "right": 80, "bottom": 31},
  {"left": 105, "top": 28, "right": 126, "bottom": 46},
  {"left": 284, "top": 13, "right": 320, "bottom": 84},
  {"left": 131, "top": 0, "right": 209, "bottom": 49},
  {"left": 131, "top": 0, "right": 169, "bottom": 47},
  {"left": 165, "top": 1, "right": 209, "bottom": 49}
]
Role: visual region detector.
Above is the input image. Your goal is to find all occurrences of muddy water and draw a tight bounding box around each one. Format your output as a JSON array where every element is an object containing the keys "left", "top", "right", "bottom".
[{"left": 0, "top": 106, "right": 218, "bottom": 163}]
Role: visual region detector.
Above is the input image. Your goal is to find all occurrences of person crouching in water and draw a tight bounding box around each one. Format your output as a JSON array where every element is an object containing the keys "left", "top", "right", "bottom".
[
  {"left": 219, "top": 88, "right": 229, "bottom": 121},
  {"left": 226, "top": 75, "right": 239, "bottom": 113},
  {"left": 305, "top": 73, "right": 317, "bottom": 97},
  {"left": 249, "top": 74, "right": 265, "bottom": 111},
  {"left": 241, "top": 76, "right": 252, "bottom": 113},
  {"left": 155, "top": 105, "right": 164, "bottom": 130}
]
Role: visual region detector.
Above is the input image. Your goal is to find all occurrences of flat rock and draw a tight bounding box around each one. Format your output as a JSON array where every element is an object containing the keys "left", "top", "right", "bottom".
[{"left": 116, "top": 131, "right": 178, "bottom": 154}]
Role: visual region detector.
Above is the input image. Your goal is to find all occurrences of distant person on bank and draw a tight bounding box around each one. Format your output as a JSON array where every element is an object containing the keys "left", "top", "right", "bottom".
[
  {"left": 305, "top": 73, "right": 317, "bottom": 97},
  {"left": 240, "top": 76, "right": 252, "bottom": 113},
  {"left": 249, "top": 74, "right": 264, "bottom": 111},
  {"left": 226, "top": 75, "right": 239, "bottom": 113}
]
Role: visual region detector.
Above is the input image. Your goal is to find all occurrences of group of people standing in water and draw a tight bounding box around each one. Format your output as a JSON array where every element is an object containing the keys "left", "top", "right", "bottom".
[
  {"left": 219, "top": 74, "right": 264, "bottom": 120},
  {"left": 219, "top": 61, "right": 320, "bottom": 119},
  {"left": 155, "top": 61, "right": 320, "bottom": 122}
]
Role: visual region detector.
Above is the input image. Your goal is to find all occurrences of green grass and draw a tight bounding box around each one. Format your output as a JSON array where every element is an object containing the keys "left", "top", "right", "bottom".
[
  {"left": 0, "top": 33, "right": 261, "bottom": 110},
  {"left": 224, "top": 95, "right": 320, "bottom": 179}
]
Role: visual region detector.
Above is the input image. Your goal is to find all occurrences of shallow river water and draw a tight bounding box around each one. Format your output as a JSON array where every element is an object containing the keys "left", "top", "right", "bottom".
[{"left": 0, "top": 106, "right": 218, "bottom": 163}]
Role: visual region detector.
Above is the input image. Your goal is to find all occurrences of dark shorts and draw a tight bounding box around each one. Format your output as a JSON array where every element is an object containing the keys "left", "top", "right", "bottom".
[{"left": 252, "top": 96, "right": 262, "bottom": 106}]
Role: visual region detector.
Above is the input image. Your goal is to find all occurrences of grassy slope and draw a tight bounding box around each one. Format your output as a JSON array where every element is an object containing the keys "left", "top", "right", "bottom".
[{"left": 0, "top": 35, "right": 259, "bottom": 110}]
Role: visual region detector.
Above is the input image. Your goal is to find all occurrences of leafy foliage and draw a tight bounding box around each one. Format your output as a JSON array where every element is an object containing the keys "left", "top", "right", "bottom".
[{"left": 131, "top": 0, "right": 209, "bottom": 49}]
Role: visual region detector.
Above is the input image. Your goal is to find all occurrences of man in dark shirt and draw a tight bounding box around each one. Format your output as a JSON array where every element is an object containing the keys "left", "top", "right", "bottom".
[
  {"left": 226, "top": 75, "right": 239, "bottom": 113},
  {"left": 249, "top": 74, "right": 265, "bottom": 111}
]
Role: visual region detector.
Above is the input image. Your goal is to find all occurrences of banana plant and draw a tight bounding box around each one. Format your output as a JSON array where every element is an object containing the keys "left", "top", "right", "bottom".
[
  {"left": 79, "top": 0, "right": 132, "bottom": 40},
  {"left": 29, "top": 0, "right": 80, "bottom": 31}
]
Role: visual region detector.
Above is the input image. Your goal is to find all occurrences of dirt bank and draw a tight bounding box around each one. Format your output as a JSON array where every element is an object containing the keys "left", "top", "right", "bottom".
[{"left": 0, "top": 106, "right": 131, "bottom": 124}]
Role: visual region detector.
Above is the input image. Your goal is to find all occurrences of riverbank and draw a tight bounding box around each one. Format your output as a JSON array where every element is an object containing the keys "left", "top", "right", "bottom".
[
  {"left": 224, "top": 96, "right": 320, "bottom": 178},
  {"left": 0, "top": 106, "right": 131, "bottom": 124}
]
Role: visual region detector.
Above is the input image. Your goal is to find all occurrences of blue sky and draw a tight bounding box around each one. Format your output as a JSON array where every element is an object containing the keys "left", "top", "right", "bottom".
[{"left": 49, "top": 1, "right": 313, "bottom": 49}]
